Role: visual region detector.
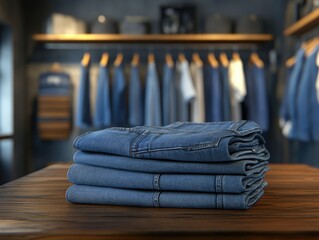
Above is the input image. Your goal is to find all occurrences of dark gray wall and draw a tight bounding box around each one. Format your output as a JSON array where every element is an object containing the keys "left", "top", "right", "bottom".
[{"left": 0, "top": 0, "right": 27, "bottom": 183}]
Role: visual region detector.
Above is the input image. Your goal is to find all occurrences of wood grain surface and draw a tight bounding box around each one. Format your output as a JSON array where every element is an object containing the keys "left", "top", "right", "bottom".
[
  {"left": 32, "top": 33, "right": 273, "bottom": 43},
  {"left": 0, "top": 163, "right": 318, "bottom": 240}
]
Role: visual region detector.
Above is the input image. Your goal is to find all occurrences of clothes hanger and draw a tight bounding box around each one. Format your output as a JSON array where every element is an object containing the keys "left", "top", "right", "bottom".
[
  {"left": 178, "top": 53, "right": 186, "bottom": 63},
  {"left": 165, "top": 53, "right": 174, "bottom": 67},
  {"left": 208, "top": 53, "right": 219, "bottom": 68},
  {"left": 50, "top": 62, "right": 62, "bottom": 72},
  {"left": 131, "top": 53, "right": 139, "bottom": 67},
  {"left": 219, "top": 52, "right": 229, "bottom": 67},
  {"left": 148, "top": 53, "right": 155, "bottom": 64},
  {"left": 192, "top": 52, "right": 203, "bottom": 67},
  {"left": 100, "top": 52, "right": 109, "bottom": 67},
  {"left": 81, "top": 52, "right": 91, "bottom": 67},
  {"left": 232, "top": 51, "right": 241, "bottom": 61},
  {"left": 285, "top": 56, "right": 295, "bottom": 68},
  {"left": 304, "top": 37, "right": 319, "bottom": 56},
  {"left": 114, "top": 53, "right": 123, "bottom": 67},
  {"left": 250, "top": 52, "right": 264, "bottom": 68}
]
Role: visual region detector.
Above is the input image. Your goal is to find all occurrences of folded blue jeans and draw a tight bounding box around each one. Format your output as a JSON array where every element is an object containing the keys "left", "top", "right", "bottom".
[
  {"left": 74, "top": 121, "right": 269, "bottom": 162},
  {"left": 66, "top": 182, "right": 267, "bottom": 209},
  {"left": 68, "top": 163, "right": 268, "bottom": 193},
  {"left": 74, "top": 151, "right": 268, "bottom": 175}
]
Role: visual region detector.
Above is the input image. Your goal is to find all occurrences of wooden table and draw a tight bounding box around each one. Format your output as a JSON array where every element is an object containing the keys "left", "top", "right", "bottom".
[{"left": 0, "top": 164, "right": 318, "bottom": 240}]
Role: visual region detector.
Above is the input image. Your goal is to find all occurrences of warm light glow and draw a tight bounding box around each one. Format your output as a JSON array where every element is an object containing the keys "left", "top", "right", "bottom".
[{"left": 98, "top": 15, "right": 106, "bottom": 23}]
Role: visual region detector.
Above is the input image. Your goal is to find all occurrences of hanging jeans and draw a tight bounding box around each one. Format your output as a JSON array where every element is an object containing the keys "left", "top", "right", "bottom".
[
  {"left": 285, "top": 48, "right": 305, "bottom": 139},
  {"left": 205, "top": 65, "right": 222, "bottom": 122},
  {"left": 94, "top": 65, "right": 111, "bottom": 128},
  {"left": 73, "top": 120, "right": 270, "bottom": 162},
  {"left": 162, "top": 63, "right": 177, "bottom": 125},
  {"left": 220, "top": 66, "right": 232, "bottom": 121},
  {"left": 190, "top": 62, "right": 205, "bottom": 122},
  {"left": 245, "top": 64, "right": 269, "bottom": 131},
  {"left": 112, "top": 65, "right": 127, "bottom": 126},
  {"left": 129, "top": 66, "right": 144, "bottom": 126},
  {"left": 76, "top": 64, "right": 92, "bottom": 128},
  {"left": 145, "top": 62, "right": 162, "bottom": 126},
  {"left": 296, "top": 46, "right": 319, "bottom": 141}
]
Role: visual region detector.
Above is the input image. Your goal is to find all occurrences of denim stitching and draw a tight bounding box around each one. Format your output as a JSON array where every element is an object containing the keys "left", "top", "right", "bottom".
[
  {"left": 153, "top": 191, "right": 161, "bottom": 207},
  {"left": 217, "top": 194, "right": 223, "bottom": 209},
  {"left": 216, "top": 175, "right": 222, "bottom": 193},
  {"left": 129, "top": 131, "right": 149, "bottom": 158},
  {"left": 153, "top": 174, "right": 161, "bottom": 190}
]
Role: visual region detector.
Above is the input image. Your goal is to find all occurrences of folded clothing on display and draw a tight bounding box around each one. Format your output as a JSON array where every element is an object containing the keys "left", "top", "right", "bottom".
[{"left": 67, "top": 120, "right": 270, "bottom": 209}]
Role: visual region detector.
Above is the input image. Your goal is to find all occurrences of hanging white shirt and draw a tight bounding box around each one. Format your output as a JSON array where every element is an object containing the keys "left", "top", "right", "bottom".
[{"left": 228, "top": 58, "right": 247, "bottom": 121}]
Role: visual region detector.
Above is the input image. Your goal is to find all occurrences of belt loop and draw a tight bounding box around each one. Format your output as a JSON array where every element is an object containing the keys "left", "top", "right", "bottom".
[
  {"left": 153, "top": 174, "right": 161, "bottom": 190},
  {"left": 153, "top": 191, "right": 161, "bottom": 208}
]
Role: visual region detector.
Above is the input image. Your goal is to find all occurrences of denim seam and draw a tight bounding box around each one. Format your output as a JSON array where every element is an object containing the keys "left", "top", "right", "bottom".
[
  {"left": 129, "top": 131, "right": 149, "bottom": 158},
  {"left": 217, "top": 194, "right": 223, "bottom": 209},
  {"left": 153, "top": 191, "right": 161, "bottom": 207},
  {"left": 216, "top": 175, "right": 222, "bottom": 193},
  {"left": 148, "top": 134, "right": 162, "bottom": 152},
  {"left": 153, "top": 174, "right": 161, "bottom": 190}
]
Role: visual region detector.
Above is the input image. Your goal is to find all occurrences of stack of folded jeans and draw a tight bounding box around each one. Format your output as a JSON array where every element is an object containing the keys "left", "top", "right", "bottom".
[{"left": 66, "top": 120, "right": 270, "bottom": 209}]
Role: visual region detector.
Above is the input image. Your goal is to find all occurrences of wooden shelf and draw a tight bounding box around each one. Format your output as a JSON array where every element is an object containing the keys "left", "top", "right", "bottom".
[
  {"left": 32, "top": 34, "right": 273, "bottom": 44},
  {"left": 284, "top": 8, "right": 319, "bottom": 36}
]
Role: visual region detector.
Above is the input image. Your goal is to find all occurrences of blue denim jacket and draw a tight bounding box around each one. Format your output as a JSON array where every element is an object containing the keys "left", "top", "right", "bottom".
[
  {"left": 129, "top": 66, "right": 144, "bottom": 126},
  {"left": 112, "top": 65, "right": 127, "bottom": 126},
  {"left": 76, "top": 64, "right": 92, "bottom": 128},
  {"left": 74, "top": 121, "right": 269, "bottom": 162},
  {"left": 296, "top": 46, "right": 319, "bottom": 141},
  {"left": 145, "top": 62, "right": 162, "bottom": 126},
  {"left": 245, "top": 64, "right": 269, "bottom": 131},
  {"left": 279, "top": 66, "right": 293, "bottom": 127},
  {"left": 94, "top": 65, "right": 111, "bottom": 128},
  {"left": 66, "top": 182, "right": 267, "bottom": 209},
  {"left": 68, "top": 163, "right": 268, "bottom": 193}
]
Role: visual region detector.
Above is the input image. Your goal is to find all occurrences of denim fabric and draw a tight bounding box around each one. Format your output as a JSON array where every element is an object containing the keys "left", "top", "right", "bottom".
[
  {"left": 145, "top": 62, "right": 162, "bottom": 126},
  {"left": 112, "top": 65, "right": 127, "bottom": 126},
  {"left": 39, "top": 72, "right": 72, "bottom": 90},
  {"left": 162, "top": 64, "right": 177, "bottom": 125},
  {"left": 285, "top": 48, "right": 305, "bottom": 138},
  {"left": 279, "top": 66, "right": 293, "bottom": 128},
  {"left": 296, "top": 46, "right": 319, "bottom": 141},
  {"left": 129, "top": 66, "right": 144, "bottom": 126},
  {"left": 68, "top": 163, "right": 268, "bottom": 193},
  {"left": 66, "top": 182, "right": 267, "bottom": 209},
  {"left": 39, "top": 89, "right": 71, "bottom": 96},
  {"left": 76, "top": 64, "right": 92, "bottom": 128},
  {"left": 176, "top": 60, "right": 196, "bottom": 122},
  {"left": 205, "top": 65, "right": 222, "bottom": 122},
  {"left": 74, "top": 151, "right": 268, "bottom": 175},
  {"left": 94, "top": 65, "right": 111, "bottom": 128},
  {"left": 74, "top": 121, "right": 270, "bottom": 162},
  {"left": 220, "top": 66, "right": 231, "bottom": 121},
  {"left": 245, "top": 64, "right": 269, "bottom": 131},
  {"left": 190, "top": 63, "right": 205, "bottom": 122}
]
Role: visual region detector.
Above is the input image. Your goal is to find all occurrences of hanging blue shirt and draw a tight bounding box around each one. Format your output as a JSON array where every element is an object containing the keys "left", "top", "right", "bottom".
[
  {"left": 94, "top": 65, "right": 111, "bottom": 128},
  {"left": 162, "top": 63, "right": 177, "bottom": 125},
  {"left": 76, "top": 64, "right": 92, "bottom": 129}
]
